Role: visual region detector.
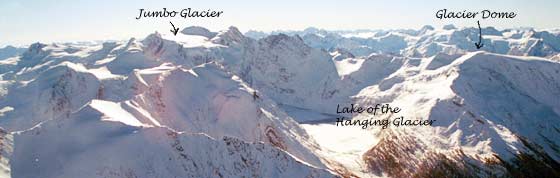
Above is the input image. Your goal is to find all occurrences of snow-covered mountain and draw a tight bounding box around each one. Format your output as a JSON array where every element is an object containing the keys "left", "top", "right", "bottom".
[
  {"left": 8, "top": 104, "right": 333, "bottom": 178},
  {"left": 246, "top": 25, "right": 560, "bottom": 59},
  {"left": 1, "top": 25, "right": 559, "bottom": 177},
  {"left": 355, "top": 52, "right": 560, "bottom": 177},
  {"left": 0, "top": 46, "right": 26, "bottom": 61},
  {"left": 0, "top": 30, "right": 337, "bottom": 177}
]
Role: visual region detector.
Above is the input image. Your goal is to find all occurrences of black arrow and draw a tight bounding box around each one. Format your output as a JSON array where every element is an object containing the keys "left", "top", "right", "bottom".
[
  {"left": 474, "top": 20, "right": 484, "bottom": 49},
  {"left": 169, "top": 21, "right": 179, "bottom": 36}
]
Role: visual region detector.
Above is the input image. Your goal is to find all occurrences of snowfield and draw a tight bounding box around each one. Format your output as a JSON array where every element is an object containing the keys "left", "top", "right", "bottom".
[{"left": 0, "top": 25, "right": 559, "bottom": 177}]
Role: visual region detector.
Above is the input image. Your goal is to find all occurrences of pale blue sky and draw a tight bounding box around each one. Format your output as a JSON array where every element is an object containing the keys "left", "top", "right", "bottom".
[{"left": 1, "top": 0, "right": 558, "bottom": 46}]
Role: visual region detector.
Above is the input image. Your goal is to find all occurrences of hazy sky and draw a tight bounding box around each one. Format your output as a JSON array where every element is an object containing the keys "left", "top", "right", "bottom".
[{"left": 1, "top": 0, "right": 559, "bottom": 46}]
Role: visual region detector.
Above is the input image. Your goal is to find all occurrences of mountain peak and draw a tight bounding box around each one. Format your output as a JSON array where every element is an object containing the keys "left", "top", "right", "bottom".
[
  {"left": 21, "top": 42, "right": 48, "bottom": 59},
  {"left": 421, "top": 25, "right": 435, "bottom": 31},
  {"left": 211, "top": 26, "right": 246, "bottom": 46},
  {"left": 28, "top": 42, "right": 47, "bottom": 51},
  {"left": 180, "top": 26, "right": 217, "bottom": 38},
  {"left": 261, "top": 33, "right": 306, "bottom": 46},
  {"left": 1, "top": 45, "right": 17, "bottom": 50},
  {"left": 443, "top": 24, "right": 456, "bottom": 30}
]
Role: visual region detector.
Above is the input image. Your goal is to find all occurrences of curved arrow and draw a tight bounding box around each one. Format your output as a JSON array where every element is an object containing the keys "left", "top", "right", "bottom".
[
  {"left": 169, "top": 21, "right": 179, "bottom": 36},
  {"left": 474, "top": 20, "right": 484, "bottom": 49}
]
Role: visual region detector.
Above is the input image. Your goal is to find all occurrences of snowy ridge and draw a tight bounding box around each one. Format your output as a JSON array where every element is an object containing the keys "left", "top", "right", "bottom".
[
  {"left": 9, "top": 106, "right": 334, "bottom": 177},
  {"left": 356, "top": 52, "right": 560, "bottom": 177}
]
